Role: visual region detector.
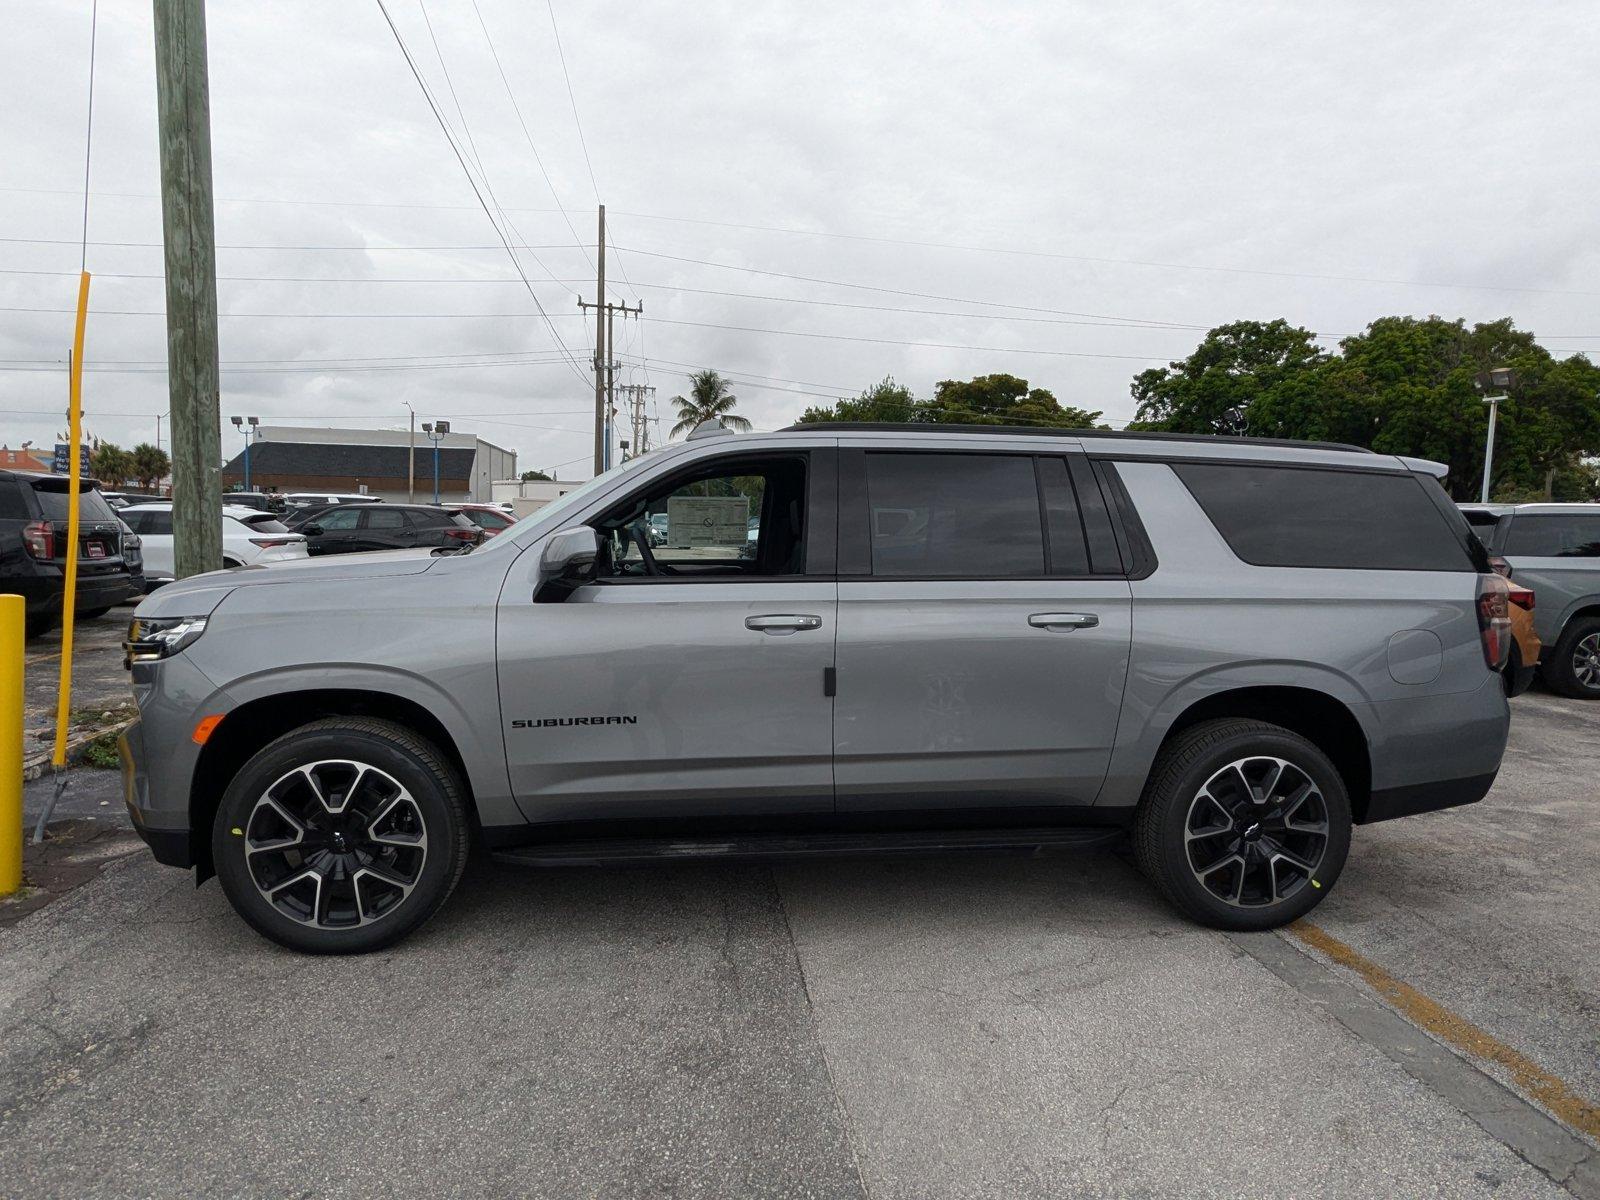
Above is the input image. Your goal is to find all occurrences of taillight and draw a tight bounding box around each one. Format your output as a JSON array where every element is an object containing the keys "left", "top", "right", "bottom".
[
  {"left": 249, "top": 537, "right": 297, "bottom": 548},
  {"left": 1477, "top": 573, "right": 1512, "bottom": 670},
  {"left": 22, "top": 520, "right": 53, "bottom": 559},
  {"left": 1488, "top": 555, "right": 1511, "bottom": 578},
  {"left": 444, "top": 528, "right": 477, "bottom": 541},
  {"left": 1507, "top": 585, "right": 1534, "bottom": 610}
]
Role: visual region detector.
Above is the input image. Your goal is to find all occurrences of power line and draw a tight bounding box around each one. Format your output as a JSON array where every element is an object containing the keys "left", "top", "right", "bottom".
[
  {"left": 0, "top": 235, "right": 585, "bottom": 252},
  {"left": 544, "top": 0, "right": 601, "bottom": 201}
]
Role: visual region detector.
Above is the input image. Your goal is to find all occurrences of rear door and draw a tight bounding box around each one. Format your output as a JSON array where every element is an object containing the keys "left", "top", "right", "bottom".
[
  {"left": 125, "top": 509, "right": 174, "bottom": 578},
  {"left": 354, "top": 506, "right": 413, "bottom": 552},
  {"left": 833, "top": 447, "right": 1133, "bottom": 812}
]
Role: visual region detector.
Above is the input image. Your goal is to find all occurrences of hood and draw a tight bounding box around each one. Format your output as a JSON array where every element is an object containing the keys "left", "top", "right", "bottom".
[{"left": 134, "top": 548, "right": 440, "bottom": 618}]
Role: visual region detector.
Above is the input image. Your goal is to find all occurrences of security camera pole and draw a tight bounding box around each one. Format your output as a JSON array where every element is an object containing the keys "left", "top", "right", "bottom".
[
  {"left": 153, "top": 0, "right": 223, "bottom": 576},
  {"left": 1476, "top": 366, "right": 1515, "bottom": 504}
]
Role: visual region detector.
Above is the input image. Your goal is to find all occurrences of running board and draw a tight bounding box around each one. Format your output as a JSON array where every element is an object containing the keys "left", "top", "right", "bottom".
[{"left": 491, "top": 825, "right": 1126, "bottom": 868}]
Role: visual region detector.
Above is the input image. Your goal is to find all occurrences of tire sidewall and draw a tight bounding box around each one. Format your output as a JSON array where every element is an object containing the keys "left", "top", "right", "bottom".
[
  {"left": 212, "top": 726, "right": 464, "bottom": 954},
  {"left": 1551, "top": 619, "right": 1600, "bottom": 699},
  {"left": 1151, "top": 728, "right": 1352, "bottom": 930}
]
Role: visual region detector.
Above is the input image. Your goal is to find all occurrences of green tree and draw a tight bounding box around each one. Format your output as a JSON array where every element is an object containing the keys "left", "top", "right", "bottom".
[
  {"left": 800, "top": 376, "right": 922, "bottom": 424},
  {"left": 129, "top": 443, "right": 171, "bottom": 491},
  {"left": 1130, "top": 320, "right": 1329, "bottom": 436},
  {"left": 670, "top": 370, "right": 751, "bottom": 438},
  {"left": 90, "top": 442, "right": 133, "bottom": 486},
  {"left": 520, "top": 469, "right": 552, "bottom": 482},
  {"left": 930, "top": 373, "right": 1104, "bottom": 428},
  {"left": 803, "top": 374, "right": 1103, "bottom": 428}
]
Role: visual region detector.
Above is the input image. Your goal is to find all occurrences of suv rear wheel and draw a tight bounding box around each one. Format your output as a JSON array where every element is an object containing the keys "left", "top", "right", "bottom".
[
  {"left": 1543, "top": 616, "right": 1600, "bottom": 700},
  {"left": 212, "top": 717, "right": 469, "bottom": 954},
  {"left": 1134, "top": 719, "right": 1352, "bottom": 931}
]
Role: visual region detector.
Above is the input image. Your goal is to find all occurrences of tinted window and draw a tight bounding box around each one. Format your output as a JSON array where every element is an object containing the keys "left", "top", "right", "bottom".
[
  {"left": 1503, "top": 513, "right": 1600, "bottom": 558},
  {"left": 469, "top": 509, "right": 512, "bottom": 529},
  {"left": 362, "top": 508, "right": 408, "bottom": 530},
  {"left": 1175, "top": 463, "right": 1473, "bottom": 571},
  {"left": 126, "top": 509, "right": 173, "bottom": 535},
  {"left": 239, "top": 514, "right": 290, "bottom": 533},
  {"left": 1036, "top": 458, "right": 1091, "bottom": 575},
  {"left": 315, "top": 507, "right": 363, "bottom": 531},
  {"left": 865, "top": 453, "right": 1044, "bottom": 577},
  {"left": 33, "top": 483, "right": 119, "bottom": 524},
  {"left": 0, "top": 481, "right": 29, "bottom": 521}
]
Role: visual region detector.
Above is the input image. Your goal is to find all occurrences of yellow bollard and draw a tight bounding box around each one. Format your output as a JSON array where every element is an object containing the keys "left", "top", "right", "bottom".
[{"left": 0, "top": 593, "right": 24, "bottom": 896}]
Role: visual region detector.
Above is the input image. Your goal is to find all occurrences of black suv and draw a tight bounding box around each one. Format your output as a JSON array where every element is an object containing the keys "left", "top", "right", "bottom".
[
  {"left": 0, "top": 470, "right": 139, "bottom": 635},
  {"left": 299, "top": 503, "right": 484, "bottom": 555}
]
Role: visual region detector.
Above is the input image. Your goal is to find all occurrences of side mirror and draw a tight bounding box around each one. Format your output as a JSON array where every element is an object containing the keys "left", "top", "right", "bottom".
[
  {"left": 535, "top": 526, "right": 599, "bottom": 602},
  {"left": 303, "top": 524, "right": 324, "bottom": 537}
]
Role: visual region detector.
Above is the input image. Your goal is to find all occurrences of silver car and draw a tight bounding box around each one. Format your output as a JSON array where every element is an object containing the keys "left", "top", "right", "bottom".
[
  {"left": 120, "top": 424, "right": 1512, "bottom": 953},
  {"left": 1462, "top": 502, "right": 1600, "bottom": 698}
]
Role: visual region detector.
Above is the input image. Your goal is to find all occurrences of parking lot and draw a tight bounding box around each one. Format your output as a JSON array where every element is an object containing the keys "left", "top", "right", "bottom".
[{"left": 0, "top": 623, "right": 1594, "bottom": 1199}]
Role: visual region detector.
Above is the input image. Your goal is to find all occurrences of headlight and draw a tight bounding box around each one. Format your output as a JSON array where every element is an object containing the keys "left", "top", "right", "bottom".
[{"left": 123, "top": 615, "right": 208, "bottom": 668}]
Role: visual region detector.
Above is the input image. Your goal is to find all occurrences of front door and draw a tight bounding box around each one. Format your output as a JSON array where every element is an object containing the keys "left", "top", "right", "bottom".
[
  {"left": 496, "top": 450, "right": 838, "bottom": 824},
  {"left": 833, "top": 448, "right": 1133, "bottom": 812}
]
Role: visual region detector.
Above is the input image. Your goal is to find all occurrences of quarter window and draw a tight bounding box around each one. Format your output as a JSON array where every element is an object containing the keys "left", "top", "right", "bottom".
[
  {"left": 864, "top": 453, "right": 1045, "bottom": 578},
  {"left": 1174, "top": 462, "right": 1474, "bottom": 571}
]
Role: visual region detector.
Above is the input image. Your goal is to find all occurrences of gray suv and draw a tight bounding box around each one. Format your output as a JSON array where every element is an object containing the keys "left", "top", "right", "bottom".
[
  {"left": 1461, "top": 504, "right": 1600, "bottom": 698},
  {"left": 120, "top": 425, "right": 1512, "bottom": 953}
]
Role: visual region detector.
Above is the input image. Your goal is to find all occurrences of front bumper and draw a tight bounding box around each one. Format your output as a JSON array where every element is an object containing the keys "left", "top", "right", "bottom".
[{"left": 119, "top": 719, "right": 193, "bottom": 867}]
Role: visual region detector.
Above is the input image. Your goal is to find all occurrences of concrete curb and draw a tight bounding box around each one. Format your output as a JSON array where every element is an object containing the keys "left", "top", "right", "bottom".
[{"left": 21, "top": 718, "right": 136, "bottom": 782}]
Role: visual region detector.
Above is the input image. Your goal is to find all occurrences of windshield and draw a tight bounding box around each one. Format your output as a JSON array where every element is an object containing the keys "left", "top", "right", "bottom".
[{"left": 470, "top": 456, "right": 653, "bottom": 555}]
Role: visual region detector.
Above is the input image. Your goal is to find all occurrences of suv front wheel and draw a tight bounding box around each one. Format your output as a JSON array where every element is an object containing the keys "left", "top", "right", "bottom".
[
  {"left": 1134, "top": 719, "right": 1352, "bottom": 931},
  {"left": 212, "top": 717, "right": 469, "bottom": 954}
]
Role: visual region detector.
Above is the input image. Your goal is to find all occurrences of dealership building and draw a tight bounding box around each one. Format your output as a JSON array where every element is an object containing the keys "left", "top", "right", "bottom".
[{"left": 219, "top": 425, "right": 516, "bottom": 503}]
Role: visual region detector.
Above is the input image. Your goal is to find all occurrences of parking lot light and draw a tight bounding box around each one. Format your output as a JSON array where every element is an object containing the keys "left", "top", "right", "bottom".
[
  {"left": 1474, "top": 368, "right": 1516, "bottom": 504},
  {"left": 230, "top": 415, "right": 260, "bottom": 493}
]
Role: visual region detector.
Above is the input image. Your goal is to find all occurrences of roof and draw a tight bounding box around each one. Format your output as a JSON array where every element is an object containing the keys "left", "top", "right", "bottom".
[
  {"left": 221, "top": 441, "right": 476, "bottom": 480},
  {"left": 779, "top": 422, "right": 1375, "bottom": 455},
  {"left": 1460, "top": 502, "right": 1600, "bottom": 515}
]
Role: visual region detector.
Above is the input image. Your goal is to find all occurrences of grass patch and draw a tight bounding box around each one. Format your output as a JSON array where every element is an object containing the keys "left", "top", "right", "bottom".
[{"left": 78, "top": 730, "right": 123, "bottom": 770}]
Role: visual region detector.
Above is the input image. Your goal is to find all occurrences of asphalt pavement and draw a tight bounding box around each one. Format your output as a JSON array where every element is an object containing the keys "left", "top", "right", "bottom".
[{"left": 0, "top": 688, "right": 1595, "bottom": 1198}]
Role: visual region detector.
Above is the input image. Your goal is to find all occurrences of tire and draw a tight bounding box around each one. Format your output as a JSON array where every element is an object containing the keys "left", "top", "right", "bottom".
[
  {"left": 1133, "top": 719, "right": 1352, "bottom": 931},
  {"left": 1542, "top": 617, "right": 1600, "bottom": 700},
  {"left": 25, "top": 613, "right": 57, "bottom": 640},
  {"left": 212, "top": 717, "right": 470, "bottom": 954}
]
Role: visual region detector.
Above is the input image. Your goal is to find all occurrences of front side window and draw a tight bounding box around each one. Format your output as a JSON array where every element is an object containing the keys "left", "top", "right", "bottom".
[
  {"left": 864, "top": 452, "right": 1045, "bottom": 578},
  {"left": 1504, "top": 514, "right": 1600, "bottom": 558},
  {"left": 595, "top": 456, "right": 806, "bottom": 579},
  {"left": 316, "top": 507, "right": 363, "bottom": 531}
]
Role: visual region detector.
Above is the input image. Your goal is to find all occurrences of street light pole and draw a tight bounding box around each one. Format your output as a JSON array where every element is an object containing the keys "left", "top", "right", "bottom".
[
  {"left": 423, "top": 420, "right": 450, "bottom": 504},
  {"left": 1476, "top": 366, "right": 1515, "bottom": 505},
  {"left": 230, "top": 414, "right": 259, "bottom": 491}
]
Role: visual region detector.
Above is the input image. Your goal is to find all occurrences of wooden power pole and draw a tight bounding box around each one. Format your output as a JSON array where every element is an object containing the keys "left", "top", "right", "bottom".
[
  {"left": 591, "top": 204, "right": 605, "bottom": 476},
  {"left": 152, "top": 0, "right": 223, "bottom": 577}
]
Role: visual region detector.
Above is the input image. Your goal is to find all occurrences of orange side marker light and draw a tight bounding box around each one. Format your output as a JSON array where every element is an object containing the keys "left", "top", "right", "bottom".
[{"left": 192, "top": 714, "right": 226, "bottom": 745}]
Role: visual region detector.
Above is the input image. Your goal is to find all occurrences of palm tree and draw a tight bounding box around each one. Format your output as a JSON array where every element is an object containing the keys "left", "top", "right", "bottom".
[{"left": 670, "top": 370, "right": 751, "bottom": 438}]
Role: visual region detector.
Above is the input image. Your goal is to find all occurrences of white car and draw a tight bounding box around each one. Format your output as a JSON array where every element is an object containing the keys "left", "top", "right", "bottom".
[{"left": 120, "top": 503, "right": 309, "bottom": 585}]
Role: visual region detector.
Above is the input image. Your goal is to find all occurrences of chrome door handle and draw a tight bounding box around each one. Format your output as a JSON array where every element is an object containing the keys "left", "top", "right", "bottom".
[
  {"left": 1028, "top": 612, "right": 1098, "bottom": 630},
  {"left": 745, "top": 614, "right": 823, "bottom": 633}
]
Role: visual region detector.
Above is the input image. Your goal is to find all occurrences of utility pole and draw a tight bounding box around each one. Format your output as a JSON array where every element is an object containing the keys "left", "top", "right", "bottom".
[
  {"left": 405, "top": 402, "right": 416, "bottom": 503},
  {"left": 152, "top": 0, "right": 222, "bottom": 577},
  {"left": 619, "top": 383, "right": 656, "bottom": 458},
  {"left": 578, "top": 290, "right": 642, "bottom": 473},
  {"left": 591, "top": 204, "right": 605, "bottom": 476}
]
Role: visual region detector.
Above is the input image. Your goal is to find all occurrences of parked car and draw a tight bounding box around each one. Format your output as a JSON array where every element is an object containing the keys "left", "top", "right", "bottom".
[
  {"left": 1503, "top": 583, "right": 1540, "bottom": 696},
  {"left": 0, "top": 470, "right": 139, "bottom": 636},
  {"left": 121, "top": 424, "right": 1511, "bottom": 953},
  {"left": 451, "top": 502, "right": 517, "bottom": 538},
  {"left": 283, "top": 492, "right": 379, "bottom": 511},
  {"left": 1462, "top": 503, "right": 1600, "bottom": 697},
  {"left": 119, "top": 517, "right": 147, "bottom": 597},
  {"left": 282, "top": 500, "right": 378, "bottom": 531},
  {"left": 120, "top": 504, "right": 309, "bottom": 585},
  {"left": 298, "top": 502, "right": 483, "bottom": 556},
  {"left": 223, "top": 491, "right": 285, "bottom": 514}
]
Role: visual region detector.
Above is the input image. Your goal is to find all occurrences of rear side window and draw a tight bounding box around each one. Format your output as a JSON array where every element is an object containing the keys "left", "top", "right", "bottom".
[
  {"left": 1503, "top": 514, "right": 1600, "bottom": 558},
  {"left": 0, "top": 481, "right": 29, "bottom": 521},
  {"left": 127, "top": 509, "right": 173, "bottom": 535},
  {"left": 362, "top": 508, "right": 408, "bottom": 530},
  {"left": 1174, "top": 463, "right": 1474, "bottom": 571},
  {"left": 239, "top": 514, "right": 290, "bottom": 533},
  {"left": 865, "top": 453, "right": 1044, "bottom": 577}
]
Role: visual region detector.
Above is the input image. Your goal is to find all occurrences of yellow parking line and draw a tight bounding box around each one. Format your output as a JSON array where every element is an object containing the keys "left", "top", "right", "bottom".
[{"left": 1288, "top": 920, "right": 1600, "bottom": 1141}]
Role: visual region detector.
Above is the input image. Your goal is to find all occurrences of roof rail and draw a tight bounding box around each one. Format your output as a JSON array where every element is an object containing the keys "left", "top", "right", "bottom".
[{"left": 779, "top": 422, "right": 1375, "bottom": 455}]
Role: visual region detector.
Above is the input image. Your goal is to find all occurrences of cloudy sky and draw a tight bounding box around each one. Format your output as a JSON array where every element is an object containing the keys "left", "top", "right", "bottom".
[{"left": 3, "top": 1, "right": 1596, "bottom": 477}]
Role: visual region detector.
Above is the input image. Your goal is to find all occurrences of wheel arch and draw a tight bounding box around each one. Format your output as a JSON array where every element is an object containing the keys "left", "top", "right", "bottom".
[
  {"left": 1554, "top": 599, "right": 1600, "bottom": 645},
  {"left": 1154, "top": 685, "right": 1373, "bottom": 822},
  {"left": 189, "top": 688, "right": 482, "bottom": 881}
]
